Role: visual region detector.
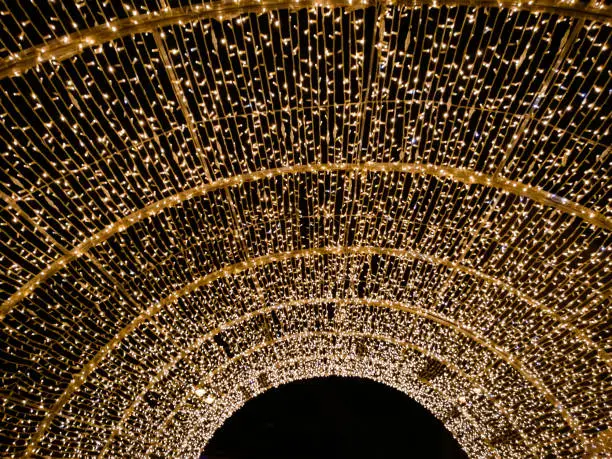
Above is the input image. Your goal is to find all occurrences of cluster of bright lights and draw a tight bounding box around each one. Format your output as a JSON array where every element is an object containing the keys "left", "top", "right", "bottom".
[
  {"left": 148, "top": 335, "right": 500, "bottom": 458},
  {"left": 0, "top": 0, "right": 610, "bottom": 458}
]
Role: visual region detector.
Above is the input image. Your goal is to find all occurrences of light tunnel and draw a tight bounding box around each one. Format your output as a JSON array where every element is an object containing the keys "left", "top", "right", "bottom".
[{"left": 0, "top": 0, "right": 610, "bottom": 457}]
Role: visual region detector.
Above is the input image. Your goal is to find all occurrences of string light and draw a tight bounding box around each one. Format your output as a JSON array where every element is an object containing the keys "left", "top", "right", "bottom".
[{"left": 0, "top": 1, "right": 610, "bottom": 458}]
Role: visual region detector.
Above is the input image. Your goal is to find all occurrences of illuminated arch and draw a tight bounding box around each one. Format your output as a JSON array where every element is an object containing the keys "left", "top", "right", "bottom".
[
  {"left": 2, "top": 162, "right": 610, "bottom": 320},
  {"left": 0, "top": 1, "right": 610, "bottom": 458},
  {"left": 100, "top": 302, "right": 545, "bottom": 454},
  {"left": 35, "top": 292, "right": 578, "bottom": 456},
  {"left": 1, "top": 0, "right": 611, "bottom": 79},
  {"left": 24, "top": 245, "right": 595, "bottom": 457},
  {"left": 99, "top": 325, "right": 539, "bottom": 457},
  {"left": 140, "top": 336, "right": 515, "bottom": 458}
]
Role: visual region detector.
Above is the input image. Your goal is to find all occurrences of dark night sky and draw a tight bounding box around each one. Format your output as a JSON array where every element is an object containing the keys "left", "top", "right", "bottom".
[{"left": 202, "top": 377, "right": 468, "bottom": 459}]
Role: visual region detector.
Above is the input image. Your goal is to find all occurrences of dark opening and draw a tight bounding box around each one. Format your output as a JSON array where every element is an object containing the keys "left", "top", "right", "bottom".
[{"left": 202, "top": 376, "right": 468, "bottom": 459}]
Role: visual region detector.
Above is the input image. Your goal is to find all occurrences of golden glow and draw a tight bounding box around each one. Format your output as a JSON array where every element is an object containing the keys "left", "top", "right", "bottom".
[{"left": 0, "top": 1, "right": 609, "bottom": 458}]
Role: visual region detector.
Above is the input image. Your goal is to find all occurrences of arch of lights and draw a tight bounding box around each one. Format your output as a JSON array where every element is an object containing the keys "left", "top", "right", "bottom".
[{"left": 0, "top": 0, "right": 610, "bottom": 457}]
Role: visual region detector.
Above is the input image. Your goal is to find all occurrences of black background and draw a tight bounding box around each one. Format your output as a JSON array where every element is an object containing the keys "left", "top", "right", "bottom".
[{"left": 202, "top": 377, "right": 468, "bottom": 459}]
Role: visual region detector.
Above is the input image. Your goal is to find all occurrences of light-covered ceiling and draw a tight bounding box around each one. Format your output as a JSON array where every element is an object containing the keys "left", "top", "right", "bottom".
[{"left": 0, "top": 0, "right": 610, "bottom": 457}]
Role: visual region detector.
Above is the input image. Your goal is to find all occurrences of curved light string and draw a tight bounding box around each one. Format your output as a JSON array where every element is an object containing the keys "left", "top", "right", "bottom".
[
  {"left": 105, "top": 319, "right": 540, "bottom": 456},
  {"left": 1, "top": 0, "right": 611, "bottom": 79},
  {"left": 3, "top": 162, "right": 609, "bottom": 321},
  {"left": 153, "top": 350, "right": 503, "bottom": 457},
  {"left": 25, "top": 249, "right": 585, "bottom": 457}
]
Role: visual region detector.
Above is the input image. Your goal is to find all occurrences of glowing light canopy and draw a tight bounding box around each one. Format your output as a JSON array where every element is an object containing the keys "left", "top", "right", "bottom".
[{"left": 0, "top": 0, "right": 610, "bottom": 457}]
